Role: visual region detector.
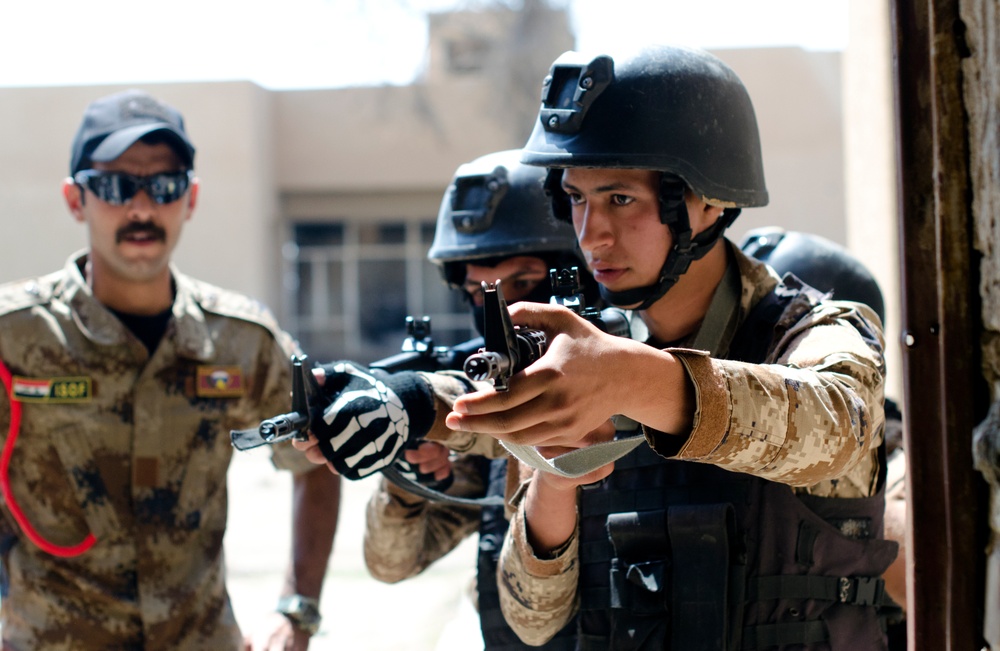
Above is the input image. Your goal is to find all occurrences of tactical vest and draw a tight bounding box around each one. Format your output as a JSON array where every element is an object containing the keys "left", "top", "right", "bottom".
[
  {"left": 573, "top": 276, "right": 898, "bottom": 651},
  {"left": 478, "top": 456, "right": 579, "bottom": 650}
]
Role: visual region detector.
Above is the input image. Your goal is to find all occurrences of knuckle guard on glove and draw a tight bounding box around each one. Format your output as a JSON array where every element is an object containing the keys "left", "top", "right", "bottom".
[{"left": 312, "top": 362, "right": 435, "bottom": 480}]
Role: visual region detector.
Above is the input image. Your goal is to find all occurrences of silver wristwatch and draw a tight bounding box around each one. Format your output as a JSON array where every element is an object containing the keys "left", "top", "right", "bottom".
[{"left": 276, "top": 594, "right": 322, "bottom": 635}]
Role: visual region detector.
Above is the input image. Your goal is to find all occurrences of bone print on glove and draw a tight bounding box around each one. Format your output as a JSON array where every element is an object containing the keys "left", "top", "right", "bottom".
[{"left": 312, "top": 361, "right": 436, "bottom": 480}]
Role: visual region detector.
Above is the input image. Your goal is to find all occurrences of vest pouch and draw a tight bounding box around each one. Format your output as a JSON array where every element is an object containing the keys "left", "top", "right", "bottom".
[
  {"left": 669, "top": 503, "right": 739, "bottom": 651},
  {"left": 607, "top": 509, "right": 670, "bottom": 648},
  {"left": 742, "top": 483, "right": 898, "bottom": 650},
  {"left": 605, "top": 503, "right": 741, "bottom": 650},
  {"left": 607, "top": 509, "right": 669, "bottom": 612}
]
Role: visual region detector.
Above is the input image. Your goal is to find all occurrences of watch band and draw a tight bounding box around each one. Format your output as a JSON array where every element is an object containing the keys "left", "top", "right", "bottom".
[{"left": 276, "top": 594, "right": 322, "bottom": 635}]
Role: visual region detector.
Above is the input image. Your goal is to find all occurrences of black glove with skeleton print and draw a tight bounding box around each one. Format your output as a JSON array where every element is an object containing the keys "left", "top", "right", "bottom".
[{"left": 311, "top": 361, "right": 436, "bottom": 480}]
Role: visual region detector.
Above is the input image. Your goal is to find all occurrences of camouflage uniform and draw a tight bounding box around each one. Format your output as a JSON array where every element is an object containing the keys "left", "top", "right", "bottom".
[
  {"left": 496, "top": 246, "right": 889, "bottom": 644},
  {"left": 362, "top": 373, "right": 505, "bottom": 591},
  {"left": 363, "top": 454, "right": 484, "bottom": 584},
  {"left": 0, "top": 252, "right": 314, "bottom": 651}
]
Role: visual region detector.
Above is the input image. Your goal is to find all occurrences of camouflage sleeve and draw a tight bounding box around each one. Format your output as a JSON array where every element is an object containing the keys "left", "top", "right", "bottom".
[
  {"left": 497, "top": 474, "right": 580, "bottom": 646},
  {"left": 363, "top": 453, "right": 484, "bottom": 583},
  {"left": 420, "top": 371, "right": 507, "bottom": 458},
  {"left": 649, "top": 301, "right": 885, "bottom": 498}
]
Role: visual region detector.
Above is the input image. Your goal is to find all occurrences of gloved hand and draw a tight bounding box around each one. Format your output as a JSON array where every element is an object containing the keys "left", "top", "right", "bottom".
[
  {"left": 388, "top": 441, "right": 455, "bottom": 492},
  {"left": 312, "top": 361, "right": 436, "bottom": 480}
]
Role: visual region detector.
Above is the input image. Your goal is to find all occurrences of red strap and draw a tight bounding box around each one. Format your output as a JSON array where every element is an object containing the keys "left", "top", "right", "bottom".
[{"left": 0, "top": 358, "right": 95, "bottom": 557}]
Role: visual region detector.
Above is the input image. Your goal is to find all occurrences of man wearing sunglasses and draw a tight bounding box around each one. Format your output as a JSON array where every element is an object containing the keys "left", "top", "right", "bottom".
[{"left": 0, "top": 90, "right": 339, "bottom": 650}]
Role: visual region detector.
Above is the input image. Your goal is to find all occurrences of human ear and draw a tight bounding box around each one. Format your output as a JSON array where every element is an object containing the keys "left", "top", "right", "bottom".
[
  {"left": 685, "top": 192, "right": 726, "bottom": 236},
  {"left": 62, "top": 178, "right": 85, "bottom": 223},
  {"left": 185, "top": 178, "right": 200, "bottom": 220}
]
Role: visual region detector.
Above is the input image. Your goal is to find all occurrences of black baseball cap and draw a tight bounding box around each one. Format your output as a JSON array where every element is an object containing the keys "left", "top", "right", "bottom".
[{"left": 70, "top": 89, "right": 196, "bottom": 175}]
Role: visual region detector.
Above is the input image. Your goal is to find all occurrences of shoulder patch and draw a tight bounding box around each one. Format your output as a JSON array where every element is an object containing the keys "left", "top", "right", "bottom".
[
  {"left": 0, "top": 272, "right": 61, "bottom": 317},
  {"left": 196, "top": 365, "right": 245, "bottom": 398}
]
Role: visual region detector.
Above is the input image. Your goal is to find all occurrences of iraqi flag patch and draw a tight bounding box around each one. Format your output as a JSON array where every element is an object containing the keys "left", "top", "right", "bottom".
[{"left": 12, "top": 376, "right": 92, "bottom": 403}]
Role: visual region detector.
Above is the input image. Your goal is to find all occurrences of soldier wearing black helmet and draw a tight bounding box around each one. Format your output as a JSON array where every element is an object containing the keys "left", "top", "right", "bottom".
[
  {"left": 426, "top": 148, "right": 597, "bottom": 334},
  {"left": 292, "top": 151, "right": 598, "bottom": 483},
  {"left": 295, "top": 150, "right": 592, "bottom": 648},
  {"left": 739, "top": 227, "right": 887, "bottom": 326},
  {"left": 440, "top": 46, "right": 898, "bottom": 649}
]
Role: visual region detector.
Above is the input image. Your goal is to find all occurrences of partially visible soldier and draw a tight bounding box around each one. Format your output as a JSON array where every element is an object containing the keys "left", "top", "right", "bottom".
[
  {"left": 0, "top": 89, "right": 339, "bottom": 650},
  {"left": 737, "top": 228, "right": 886, "bottom": 331},
  {"left": 737, "top": 227, "right": 903, "bottom": 456},
  {"left": 739, "top": 226, "right": 907, "bottom": 651},
  {"left": 361, "top": 149, "right": 594, "bottom": 650}
]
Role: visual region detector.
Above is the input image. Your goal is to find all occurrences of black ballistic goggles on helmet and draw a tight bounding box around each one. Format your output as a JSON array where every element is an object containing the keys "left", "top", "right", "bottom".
[{"left": 73, "top": 170, "right": 193, "bottom": 205}]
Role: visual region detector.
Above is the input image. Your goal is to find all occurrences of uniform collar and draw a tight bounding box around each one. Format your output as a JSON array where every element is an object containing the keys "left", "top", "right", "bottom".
[
  {"left": 59, "top": 250, "right": 215, "bottom": 361},
  {"left": 644, "top": 240, "right": 781, "bottom": 353},
  {"left": 170, "top": 272, "right": 216, "bottom": 362}
]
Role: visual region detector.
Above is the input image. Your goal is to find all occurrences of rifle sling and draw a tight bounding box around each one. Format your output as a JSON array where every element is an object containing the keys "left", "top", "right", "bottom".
[{"left": 381, "top": 465, "right": 506, "bottom": 508}]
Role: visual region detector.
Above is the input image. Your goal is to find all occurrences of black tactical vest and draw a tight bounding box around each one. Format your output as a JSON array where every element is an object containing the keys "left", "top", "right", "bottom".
[{"left": 571, "top": 275, "right": 899, "bottom": 650}]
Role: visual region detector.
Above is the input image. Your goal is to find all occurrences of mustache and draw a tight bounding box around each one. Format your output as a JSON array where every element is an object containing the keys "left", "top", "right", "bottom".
[{"left": 116, "top": 222, "right": 166, "bottom": 244}]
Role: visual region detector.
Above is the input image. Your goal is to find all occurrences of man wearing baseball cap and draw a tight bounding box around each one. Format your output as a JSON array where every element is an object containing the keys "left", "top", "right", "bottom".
[{"left": 0, "top": 89, "right": 339, "bottom": 650}]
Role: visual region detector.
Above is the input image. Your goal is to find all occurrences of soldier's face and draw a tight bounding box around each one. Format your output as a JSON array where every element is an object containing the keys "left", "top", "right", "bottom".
[
  {"left": 65, "top": 141, "right": 197, "bottom": 287},
  {"left": 562, "top": 168, "right": 670, "bottom": 298},
  {"left": 463, "top": 256, "right": 549, "bottom": 307},
  {"left": 562, "top": 168, "right": 723, "bottom": 309}
]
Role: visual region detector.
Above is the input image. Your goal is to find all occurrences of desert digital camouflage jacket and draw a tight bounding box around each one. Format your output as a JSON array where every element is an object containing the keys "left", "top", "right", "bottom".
[
  {"left": 0, "top": 252, "right": 312, "bottom": 651},
  {"left": 363, "top": 454, "right": 484, "bottom": 584}
]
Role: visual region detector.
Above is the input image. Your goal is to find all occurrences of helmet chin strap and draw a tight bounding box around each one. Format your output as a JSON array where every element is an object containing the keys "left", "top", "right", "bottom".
[
  {"left": 600, "top": 204, "right": 742, "bottom": 311},
  {"left": 545, "top": 170, "right": 742, "bottom": 310}
]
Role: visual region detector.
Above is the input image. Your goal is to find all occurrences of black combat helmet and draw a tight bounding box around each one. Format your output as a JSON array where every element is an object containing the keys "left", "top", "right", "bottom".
[
  {"left": 739, "top": 227, "right": 886, "bottom": 325},
  {"left": 521, "top": 45, "right": 769, "bottom": 309},
  {"left": 428, "top": 149, "right": 584, "bottom": 290}
]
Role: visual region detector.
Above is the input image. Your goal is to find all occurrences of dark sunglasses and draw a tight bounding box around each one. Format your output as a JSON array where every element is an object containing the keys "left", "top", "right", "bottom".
[{"left": 73, "top": 170, "right": 193, "bottom": 206}]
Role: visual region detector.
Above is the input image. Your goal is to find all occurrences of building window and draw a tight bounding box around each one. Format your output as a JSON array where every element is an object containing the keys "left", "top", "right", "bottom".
[
  {"left": 284, "top": 220, "right": 474, "bottom": 365},
  {"left": 446, "top": 37, "right": 492, "bottom": 74}
]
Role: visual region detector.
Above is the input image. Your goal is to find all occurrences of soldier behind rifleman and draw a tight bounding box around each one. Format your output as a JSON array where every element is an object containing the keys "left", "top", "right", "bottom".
[{"left": 362, "top": 149, "right": 598, "bottom": 650}]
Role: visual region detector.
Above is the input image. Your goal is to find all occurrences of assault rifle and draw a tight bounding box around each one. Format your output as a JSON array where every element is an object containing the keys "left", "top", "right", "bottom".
[
  {"left": 465, "top": 267, "right": 644, "bottom": 481},
  {"left": 230, "top": 316, "right": 482, "bottom": 451},
  {"left": 229, "top": 314, "right": 488, "bottom": 500},
  {"left": 369, "top": 316, "right": 485, "bottom": 375},
  {"left": 464, "top": 266, "right": 630, "bottom": 391},
  {"left": 230, "top": 268, "right": 622, "bottom": 501}
]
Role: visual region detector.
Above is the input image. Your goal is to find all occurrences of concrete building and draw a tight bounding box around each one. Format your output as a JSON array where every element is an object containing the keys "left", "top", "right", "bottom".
[{"left": 0, "top": 5, "right": 885, "bottom": 376}]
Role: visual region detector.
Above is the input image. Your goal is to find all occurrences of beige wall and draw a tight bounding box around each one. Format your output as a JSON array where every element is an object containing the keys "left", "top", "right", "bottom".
[
  {"left": 717, "top": 48, "right": 846, "bottom": 246},
  {"left": 0, "top": 42, "right": 860, "bottom": 346},
  {"left": 844, "top": 0, "right": 902, "bottom": 402},
  {"left": 272, "top": 83, "right": 524, "bottom": 193}
]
